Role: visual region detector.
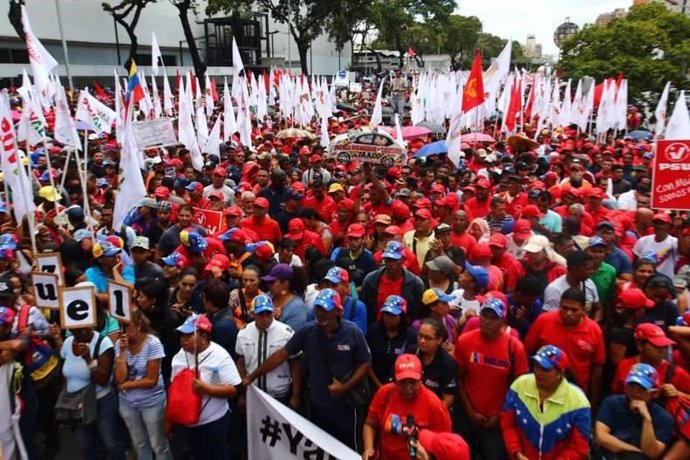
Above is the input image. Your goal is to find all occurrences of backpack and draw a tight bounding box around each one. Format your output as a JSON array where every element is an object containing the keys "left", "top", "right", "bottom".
[{"left": 18, "top": 306, "right": 59, "bottom": 388}]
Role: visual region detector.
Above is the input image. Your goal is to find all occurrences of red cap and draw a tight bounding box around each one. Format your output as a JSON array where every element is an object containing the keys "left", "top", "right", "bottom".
[
  {"left": 588, "top": 188, "right": 606, "bottom": 199},
  {"left": 522, "top": 204, "right": 545, "bottom": 218},
  {"left": 418, "top": 430, "right": 470, "bottom": 460},
  {"left": 287, "top": 218, "right": 305, "bottom": 240},
  {"left": 212, "top": 167, "right": 227, "bottom": 177},
  {"left": 476, "top": 178, "right": 491, "bottom": 189},
  {"left": 299, "top": 146, "right": 311, "bottom": 156},
  {"left": 513, "top": 219, "right": 532, "bottom": 239},
  {"left": 634, "top": 323, "right": 675, "bottom": 347},
  {"left": 346, "top": 223, "right": 366, "bottom": 238},
  {"left": 224, "top": 205, "right": 243, "bottom": 217},
  {"left": 414, "top": 197, "right": 432, "bottom": 210},
  {"left": 653, "top": 212, "right": 672, "bottom": 224},
  {"left": 209, "top": 191, "right": 225, "bottom": 201},
  {"left": 310, "top": 154, "right": 322, "bottom": 164},
  {"left": 617, "top": 288, "right": 655, "bottom": 309},
  {"left": 488, "top": 233, "right": 508, "bottom": 249},
  {"left": 470, "top": 244, "right": 492, "bottom": 261},
  {"left": 430, "top": 184, "right": 445, "bottom": 194},
  {"left": 154, "top": 186, "right": 170, "bottom": 199},
  {"left": 339, "top": 198, "right": 355, "bottom": 211},
  {"left": 394, "top": 354, "right": 423, "bottom": 381},
  {"left": 384, "top": 225, "right": 403, "bottom": 236},
  {"left": 254, "top": 242, "right": 275, "bottom": 259},
  {"left": 391, "top": 201, "right": 410, "bottom": 219},
  {"left": 167, "top": 158, "right": 183, "bottom": 168},
  {"left": 205, "top": 254, "right": 230, "bottom": 272},
  {"left": 254, "top": 197, "right": 269, "bottom": 208},
  {"left": 414, "top": 208, "right": 433, "bottom": 220}
]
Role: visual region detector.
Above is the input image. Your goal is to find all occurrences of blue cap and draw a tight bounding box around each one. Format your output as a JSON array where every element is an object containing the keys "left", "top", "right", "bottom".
[
  {"left": 66, "top": 206, "right": 85, "bottom": 221},
  {"left": 531, "top": 345, "right": 569, "bottom": 371},
  {"left": 588, "top": 236, "right": 606, "bottom": 248},
  {"left": 174, "top": 178, "right": 190, "bottom": 189},
  {"left": 625, "top": 363, "right": 658, "bottom": 390},
  {"left": 464, "top": 262, "right": 489, "bottom": 290},
  {"left": 323, "top": 267, "right": 349, "bottom": 285},
  {"left": 96, "top": 241, "right": 121, "bottom": 257},
  {"left": 382, "top": 240, "right": 404, "bottom": 260},
  {"left": 252, "top": 294, "right": 274, "bottom": 315},
  {"left": 381, "top": 295, "right": 407, "bottom": 316},
  {"left": 180, "top": 231, "right": 208, "bottom": 253},
  {"left": 176, "top": 313, "right": 212, "bottom": 334},
  {"left": 480, "top": 297, "right": 506, "bottom": 319},
  {"left": 39, "top": 170, "right": 52, "bottom": 183},
  {"left": 313, "top": 288, "right": 341, "bottom": 312},
  {"left": 73, "top": 229, "right": 93, "bottom": 243},
  {"left": 97, "top": 177, "right": 110, "bottom": 188},
  {"left": 161, "top": 252, "right": 187, "bottom": 267}
]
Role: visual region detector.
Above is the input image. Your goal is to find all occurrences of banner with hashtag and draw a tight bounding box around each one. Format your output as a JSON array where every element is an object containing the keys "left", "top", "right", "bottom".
[{"left": 247, "top": 386, "right": 359, "bottom": 460}]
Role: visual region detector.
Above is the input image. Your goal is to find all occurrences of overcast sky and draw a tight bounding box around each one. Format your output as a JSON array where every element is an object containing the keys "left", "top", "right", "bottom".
[{"left": 458, "top": 0, "right": 633, "bottom": 56}]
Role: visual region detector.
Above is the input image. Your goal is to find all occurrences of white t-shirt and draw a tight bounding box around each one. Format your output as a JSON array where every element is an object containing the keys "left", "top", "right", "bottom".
[
  {"left": 542, "top": 274, "right": 600, "bottom": 312},
  {"left": 273, "top": 253, "right": 303, "bottom": 267},
  {"left": 633, "top": 234, "right": 678, "bottom": 280},
  {"left": 171, "top": 341, "right": 241, "bottom": 426},
  {"left": 617, "top": 190, "right": 637, "bottom": 211}
]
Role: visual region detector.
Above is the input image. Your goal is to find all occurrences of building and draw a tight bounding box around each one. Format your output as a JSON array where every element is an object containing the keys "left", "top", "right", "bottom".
[
  {"left": 523, "top": 35, "right": 543, "bottom": 60},
  {"left": 634, "top": 0, "right": 690, "bottom": 15},
  {"left": 594, "top": 8, "right": 628, "bottom": 25},
  {"left": 0, "top": 0, "right": 351, "bottom": 85}
]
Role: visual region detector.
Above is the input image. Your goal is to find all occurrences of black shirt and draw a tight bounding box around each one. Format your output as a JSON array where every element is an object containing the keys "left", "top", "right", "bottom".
[
  {"left": 418, "top": 347, "right": 457, "bottom": 400},
  {"left": 367, "top": 323, "right": 417, "bottom": 385}
]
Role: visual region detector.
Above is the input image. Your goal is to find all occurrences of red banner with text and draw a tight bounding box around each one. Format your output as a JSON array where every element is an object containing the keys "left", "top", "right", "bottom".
[
  {"left": 192, "top": 208, "right": 225, "bottom": 234},
  {"left": 652, "top": 140, "right": 690, "bottom": 210}
]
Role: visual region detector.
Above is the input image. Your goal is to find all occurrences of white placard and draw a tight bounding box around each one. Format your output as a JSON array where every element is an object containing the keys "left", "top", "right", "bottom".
[
  {"left": 349, "top": 82, "right": 362, "bottom": 93},
  {"left": 31, "top": 272, "right": 60, "bottom": 309},
  {"left": 334, "top": 70, "right": 350, "bottom": 87},
  {"left": 36, "top": 253, "right": 64, "bottom": 286},
  {"left": 60, "top": 286, "right": 97, "bottom": 330},
  {"left": 108, "top": 280, "right": 133, "bottom": 323},
  {"left": 132, "top": 118, "right": 178, "bottom": 149}
]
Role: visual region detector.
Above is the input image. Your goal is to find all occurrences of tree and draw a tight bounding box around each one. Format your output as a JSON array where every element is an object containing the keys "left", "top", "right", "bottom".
[
  {"left": 170, "top": 0, "right": 207, "bottom": 85},
  {"left": 207, "top": 0, "right": 336, "bottom": 75},
  {"left": 102, "top": 0, "right": 157, "bottom": 71},
  {"left": 560, "top": 2, "right": 690, "bottom": 101},
  {"left": 441, "top": 15, "right": 482, "bottom": 70}
]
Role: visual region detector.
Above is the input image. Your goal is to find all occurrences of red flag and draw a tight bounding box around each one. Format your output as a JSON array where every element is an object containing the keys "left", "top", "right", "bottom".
[
  {"left": 462, "top": 50, "right": 485, "bottom": 113},
  {"left": 176, "top": 70, "right": 182, "bottom": 94},
  {"left": 505, "top": 77, "right": 523, "bottom": 133},
  {"left": 189, "top": 70, "right": 196, "bottom": 94},
  {"left": 407, "top": 47, "right": 416, "bottom": 58},
  {"left": 523, "top": 82, "right": 535, "bottom": 121},
  {"left": 210, "top": 77, "right": 218, "bottom": 101},
  {"left": 93, "top": 80, "right": 109, "bottom": 100}
]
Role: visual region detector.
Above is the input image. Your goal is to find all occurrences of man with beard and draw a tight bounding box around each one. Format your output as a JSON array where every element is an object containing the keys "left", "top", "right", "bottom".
[
  {"left": 330, "top": 223, "right": 376, "bottom": 287},
  {"left": 157, "top": 204, "right": 207, "bottom": 257},
  {"left": 258, "top": 168, "right": 290, "bottom": 217},
  {"left": 561, "top": 161, "right": 592, "bottom": 195},
  {"left": 450, "top": 209, "right": 476, "bottom": 257},
  {"left": 144, "top": 202, "right": 173, "bottom": 249},
  {"left": 203, "top": 167, "right": 235, "bottom": 205},
  {"left": 465, "top": 178, "right": 492, "bottom": 218}
]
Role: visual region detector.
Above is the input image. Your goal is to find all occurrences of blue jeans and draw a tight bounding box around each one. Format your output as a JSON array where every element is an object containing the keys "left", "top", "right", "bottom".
[
  {"left": 74, "top": 389, "right": 126, "bottom": 460},
  {"left": 180, "top": 411, "right": 230, "bottom": 460},
  {"left": 119, "top": 397, "right": 172, "bottom": 460}
]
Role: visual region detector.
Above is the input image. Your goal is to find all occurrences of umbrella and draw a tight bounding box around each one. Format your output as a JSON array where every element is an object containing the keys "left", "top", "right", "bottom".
[
  {"left": 416, "top": 121, "right": 445, "bottom": 134},
  {"left": 378, "top": 125, "right": 432, "bottom": 140},
  {"left": 336, "top": 102, "right": 357, "bottom": 113},
  {"left": 461, "top": 132, "right": 495, "bottom": 143},
  {"left": 626, "top": 130, "right": 653, "bottom": 141},
  {"left": 414, "top": 140, "right": 448, "bottom": 158},
  {"left": 507, "top": 133, "right": 539, "bottom": 152},
  {"left": 276, "top": 128, "right": 315, "bottom": 140}
]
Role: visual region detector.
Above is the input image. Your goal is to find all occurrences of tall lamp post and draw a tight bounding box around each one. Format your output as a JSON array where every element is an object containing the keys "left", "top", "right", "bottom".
[{"left": 54, "top": 0, "right": 74, "bottom": 90}]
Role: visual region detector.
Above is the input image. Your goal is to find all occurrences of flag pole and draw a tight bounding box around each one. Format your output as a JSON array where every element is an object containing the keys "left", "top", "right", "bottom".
[
  {"left": 78, "top": 130, "right": 94, "bottom": 235},
  {"left": 59, "top": 147, "right": 72, "bottom": 191}
]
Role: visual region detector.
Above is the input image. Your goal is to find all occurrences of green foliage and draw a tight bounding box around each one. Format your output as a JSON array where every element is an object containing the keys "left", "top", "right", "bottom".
[
  {"left": 560, "top": 2, "right": 690, "bottom": 101},
  {"left": 441, "top": 15, "right": 482, "bottom": 70}
]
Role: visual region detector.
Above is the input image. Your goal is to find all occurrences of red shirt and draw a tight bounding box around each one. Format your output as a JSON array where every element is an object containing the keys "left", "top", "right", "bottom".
[
  {"left": 302, "top": 195, "right": 335, "bottom": 222},
  {"left": 292, "top": 229, "right": 326, "bottom": 260},
  {"left": 450, "top": 231, "right": 476, "bottom": 257},
  {"left": 367, "top": 383, "right": 451, "bottom": 460},
  {"left": 375, "top": 273, "right": 404, "bottom": 320},
  {"left": 189, "top": 197, "right": 211, "bottom": 210},
  {"left": 611, "top": 356, "right": 690, "bottom": 395},
  {"left": 373, "top": 248, "right": 420, "bottom": 275},
  {"left": 455, "top": 330, "right": 528, "bottom": 417},
  {"left": 506, "top": 261, "right": 565, "bottom": 292},
  {"left": 239, "top": 216, "right": 282, "bottom": 243},
  {"left": 464, "top": 197, "right": 491, "bottom": 219},
  {"left": 500, "top": 191, "right": 528, "bottom": 218},
  {"left": 492, "top": 251, "right": 520, "bottom": 282},
  {"left": 585, "top": 204, "right": 610, "bottom": 226},
  {"left": 524, "top": 310, "right": 606, "bottom": 393}
]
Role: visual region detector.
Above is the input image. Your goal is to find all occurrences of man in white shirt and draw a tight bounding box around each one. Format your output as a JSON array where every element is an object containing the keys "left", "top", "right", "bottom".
[
  {"left": 633, "top": 212, "right": 678, "bottom": 280},
  {"left": 203, "top": 167, "right": 235, "bottom": 205},
  {"left": 235, "top": 295, "right": 301, "bottom": 409},
  {"left": 543, "top": 250, "right": 600, "bottom": 318},
  {"left": 390, "top": 69, "right": 409, "bottom": 116}
]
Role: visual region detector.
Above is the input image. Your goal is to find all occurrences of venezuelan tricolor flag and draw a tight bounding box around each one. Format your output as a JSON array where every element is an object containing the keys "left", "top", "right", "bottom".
[{"left": 126, "top": 60, "right": 144, "bottom": 105}]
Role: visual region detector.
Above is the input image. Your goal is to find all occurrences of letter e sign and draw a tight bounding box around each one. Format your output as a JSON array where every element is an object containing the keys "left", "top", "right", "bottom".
[{"left": 60, "top": 286, "right": 97, "bottom": 330}]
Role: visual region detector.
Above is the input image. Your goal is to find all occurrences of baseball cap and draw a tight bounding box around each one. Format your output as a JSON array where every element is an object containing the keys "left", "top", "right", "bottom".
[
  {"left": 394, "top": 354, "right": 423, "bottom": 381},
  {"left": 521, "top": 205, "right": 544, "bottom": 219},
  {"left": 254, "top": 197, "right": 270, "bottom": 208},
  {"left": 73, "top": 229, "right": 93, "bottom": 243},
  {"left": 154, "top": 186, "right": 171, "bottom": 199},
  {"left": 205, "top": 254, "right": 230, "bottom": 272},
  {"left": 470, "top": 244, "right": 492, "bottom": 261},
  {"left": 475, "top": 178, "right": 491, "bottom": 189},
  {"left": 161, "top": 252, "right": 188, "bottom": 268},
  {"left": 185, "top": 181, "right": 203, "bottom": 192},
  {"left": 531, "top": 345, "right": 569, "bottom": 371},
  {"left": 384, "top": 225, "right": 403, "bottom": 236},
  {"left": 250, "top": 241, "right": 275, "bottom": 260},
  {"left": 587, "top": 236, "right": 607, "bottom": 248},
  {"left": 339, "top": 198, "right": 354, "bottom": 211},
  {"left": 512, "top": 219, "right": 532, "bottom": 239},
  {"left": 93, "top": 240, "right": 121, "bottom": 258},
  {"left": 382, "top": 241, "right": 404, "bottom": 260},
  {"left": 625, "top": 363, "right": 659, "bottom": 390},
  {"left": 652, "top": 212, "right": 672, "bottom": 224},
  {"left": 131, "top": 236, "right": 150, "bottom": 250},
  {"left": 464, "top": 262, "right": 489, "bottom": 290},
  {"left": 346, "top": 223, "right": 366, "bottom": 239},
  {"left": 480, "top": 297, "right": 507, "bottom": 319},
  {"left": 137, "top": 197, "right": 157, "bottom": 209},
  {"left": 381, "top": 295, "right": 408, "bottom": 316},
  {"left": 261, "top": 263, "right": 293, "bottom": 283},
  {"left": 422, "top": 288, "right": 456, "bottom": 306},
  {"left": 224, "top": 205, "right": 243, "bottom": 217},
  {"left": 313, "top": 288, "right": 342, "bottom": 312},
  {"left": 328, "top": 183, "right": 344, "bottom": 194},
  {"left": 252, "top": 294, "right": 274, "bottom": 315},
  {"left": 208, "top": 191, "right": 225, "bottom": 201},
  {"left": 414, "top": 208, "right": 433, "bottom": 220},
  {"left": 523, "top": 235, "right": 551, "bottom": 254},
  {"left": 588, "top": 188, "right": 606, "bottom": 199},
  {"left": 323, "top": 267, "right": 349, "bottom": 285},
  {"left": 310, "top": 154, "right": 322, "bottom": 164},
  {"left": 418, "top": 430, "right": 470, "bottom": 460},
  {"left": 488, "top": 233, "right": 508, "bottom": 249},
  {"left": 425, "top": 255, "right": 456, "bottom": 274},
  {"left": 413, "top": 198, "right": 432, "bottom": 210},
  {"left": 595, "top": 221, "right": 616, "bottom": 231},
  {"left": 212, "top": 167, "right": 227, "bottom": 177},
  {"left": 287, "top": 218, "right": 306, "bottom": 240},
  {"left": 176, "top": 313, "right": 212, "bottom": 334},
  {"left": 634, "top": 323, "right": 675, "bottom": 347},
  {"left": 374, "top": 214, "right": 392, "bottom": 226},
  {"left": 66, "top": 205, "right": 85, "bottom": 221},
  {"left": 179, "top": 231, "right": 208, "bottom": 253},
  {"left": 0, "top": 306, "right": 16, "bottom": 324},
  {"left": 219, "top": 228, "right": 249, "bottom": 244},
  {"left": 157, "top": 201, "right": 172, "bottom": 212},
  {"left": 434, "top": 223, "right": 451, "bottom": 234},
  {"left": 617, "top": 288, "right": 655, "bottom": 309}
]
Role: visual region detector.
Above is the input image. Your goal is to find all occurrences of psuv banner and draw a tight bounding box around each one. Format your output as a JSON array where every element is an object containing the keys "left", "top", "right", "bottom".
[{"left": 247, "top": 386, "right": 359, "bottom": 460}]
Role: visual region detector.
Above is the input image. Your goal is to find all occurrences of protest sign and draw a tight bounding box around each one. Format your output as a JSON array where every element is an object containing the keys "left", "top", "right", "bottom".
[
  {"left": 132, "top": 118, "right": 178, "bottom": 149},
  {"left": 108, "top": 280, "right": 133, "bottom": 323},
  {"left": 652, "top": 140, "right": 690, "bottom": 210},
  {"left": 247, "top": 386, "right": 359, "bottom": 460},
  {"left": 192, "top": 207, "right": 225, "bottom": 234},
  {"left": 36, "top": 253, "right": 64, "bottom": 286},
  {"left": 60, "top": 286, "right": 97, "bottom": 330},
  {"left": 31, "top": 272, "right": 60, "bottom": 309}
]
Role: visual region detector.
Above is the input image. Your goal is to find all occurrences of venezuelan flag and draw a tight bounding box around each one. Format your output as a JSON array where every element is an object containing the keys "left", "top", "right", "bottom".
[{"left": 126, "top": 60, "right": 144, "bottom": 105}]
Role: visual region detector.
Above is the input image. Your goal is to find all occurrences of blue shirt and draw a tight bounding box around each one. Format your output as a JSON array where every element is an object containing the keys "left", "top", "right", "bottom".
[
  {"left": 604, "top": 246, "right": 633, "bottom": 276},
  {"left": 597, "top": 395, "right": 674, "bottom": 459},
  {"left": 85, "top": 264, "right": 136, "bottom": 293},
  {"left": 280, "top": 296, "right": 308, "bottom": 332},
  {"left": 307, "top": 296, "right": 368, "bottom": 335},
  {"left": 285, "top": 319, "right": 371, "bottom": 408},
  {"left": 114, "top": 334, "right": 166, "bottom": 408}
]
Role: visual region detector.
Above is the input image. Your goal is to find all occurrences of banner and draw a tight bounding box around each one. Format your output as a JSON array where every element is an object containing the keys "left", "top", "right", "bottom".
[
  {"left": 132, "top": 118, "right": 178, "bottom": 149},
  {"left": 246, "top": 386, "right": 359, "bottom": 460},
  {"left": 192, "top": 208, "right": 225, "bottom": 234},
  {"left": 652, "top": 140, "right": 690, "bottom": 210}
]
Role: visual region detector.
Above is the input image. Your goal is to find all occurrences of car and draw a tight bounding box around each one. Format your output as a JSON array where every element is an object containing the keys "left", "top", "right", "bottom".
[{"left": 327, "top": 130, "right": 406, "bottom": 167}]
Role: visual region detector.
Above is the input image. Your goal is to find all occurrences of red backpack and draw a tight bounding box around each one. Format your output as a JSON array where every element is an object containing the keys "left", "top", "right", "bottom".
[{"left": 165, "top": 368, "right": 202, "bottom": 425}]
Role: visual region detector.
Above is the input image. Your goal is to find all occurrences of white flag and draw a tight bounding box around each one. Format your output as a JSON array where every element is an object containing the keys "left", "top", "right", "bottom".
[
  {"left": 394, "top": 113, "right": 405, "bottom": 146},
  {"left": 151, "top": 32, "right": 162, "bottom": 77},
  {"left": 151, "top": 73, "right": 162, "bottom": 118},
  {"left": 232, "top": 36, "right": 244, "bottom": 79},
  {"left": 0, "top": 90, "right": 37, "bottom": 223},
  {"left": 112, "top": 120, "right": 147, "bottom": 230},
  {"left": 21, "top": 6, "right": 58, "bottom": 91},
  {"left": 247, "top": 386, "right": 358, "bottom": 460},
  {"left": 655, "top": 81, "right": 671, "bottom": 137},
  {"left": 369, "top": 78, "right": 385, "bottom": 128},
  {"left": 223, "top": 78, "right": 237, "bottom": 141},
  {"left": 195, "top": 106, "right": 209, "bottom": 149},
  {"left": 319, "top": 111, "right": 329, "bottom": 148},
  {"left": 17, "top": 98, "right": 46, "bottom": 147},
  {"left": 54, "top": 84, "right": 81, "bottom": 149},
  {"left": 162, "top": 68, "right": 174, "bottom": 116},
  {"left": 446, "top": 111, "right": 464, "bottom": 168},
  {"left": 75, "top": 89, "right": 117, "bottom": 135},
  {"left": 114, "top": 69, "right": 124, "bottom": 145},
  {"left": 204, "top": 116, "right": 221, "bottom": 158},
  {"left": 665, "top": 91, "right": 690, "bottom": 140}
]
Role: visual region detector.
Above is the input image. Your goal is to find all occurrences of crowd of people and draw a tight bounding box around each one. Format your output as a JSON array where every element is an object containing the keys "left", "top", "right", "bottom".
[{"left": 1, "top": 78, "right": 690, "bottom": 460}]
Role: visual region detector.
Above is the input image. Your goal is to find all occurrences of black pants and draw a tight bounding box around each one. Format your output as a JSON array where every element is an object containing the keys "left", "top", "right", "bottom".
[{"left": 310, "top": 402, "right": 360, "bottom": 452}]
